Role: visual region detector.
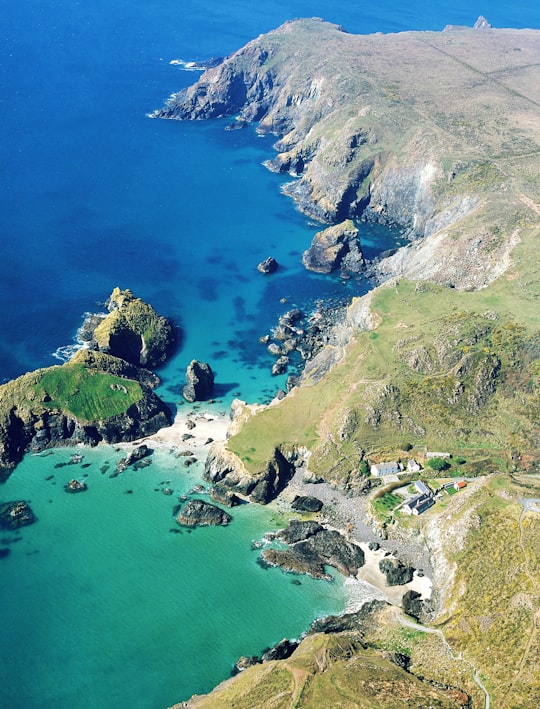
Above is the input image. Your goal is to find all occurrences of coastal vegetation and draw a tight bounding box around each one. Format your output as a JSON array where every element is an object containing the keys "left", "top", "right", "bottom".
[
  {"left": 0, "top": 289, "right": 173, "bottom": 476},
  {"left": 159, "top": 16, "right": 540, "bottom": 706}
]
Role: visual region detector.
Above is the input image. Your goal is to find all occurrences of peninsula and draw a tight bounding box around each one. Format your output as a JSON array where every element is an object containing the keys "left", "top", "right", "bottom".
[{"left": 154, "top": 18, "right": 540, "bottom": 707}]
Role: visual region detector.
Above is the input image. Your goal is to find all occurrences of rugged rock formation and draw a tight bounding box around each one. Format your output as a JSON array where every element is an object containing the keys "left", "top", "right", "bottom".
[
  {"left": 257, "top": 256, "right": 279, "bottom": 273},
  {"left": 379, "top": 557, "right": 415, "bottom": 586},
  {"left": 261, "top": 520, "right": 365, "bottom": 579},
  {"left": 291, "top": 495, "right": 323, "bottom": 512},
  {"left": 176, "top": 499, "right": 232, "bottom": 527},
  {"left": 91, "top": 287, "right": 175, "bottom": 368},
  {"left": 183, "top": 360, "right": 214, "bottom": 402},
  {"left": 203, "top": 441, "right": 295, "bottom": 504},
  {"left": 64, "top": 479, "right": 88, "bottom": 493},
  {"left": 302, "top": 220, "right": 364, "bottom": 274},
  {"left": 260, "top": 639, "right": 298, "bottom": 662},
  {"left": 154, "top": 18, "right": 540, "bottom": 290},
  {"left": 113, "top": 444, "right": 153, "bottom": 476},
  {"left": 209, "top": 484, "right": 242, "bottom": 507}
]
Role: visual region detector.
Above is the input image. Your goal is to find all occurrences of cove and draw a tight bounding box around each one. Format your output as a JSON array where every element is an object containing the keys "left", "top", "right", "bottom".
[{"left": 0, "top": 444, "right": 347, "bottom": 708}]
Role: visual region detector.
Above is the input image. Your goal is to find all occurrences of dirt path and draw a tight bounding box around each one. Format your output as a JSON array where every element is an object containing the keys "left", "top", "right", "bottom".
[{"left": 395, "top": 609, "right": 490, "bottom": 709}]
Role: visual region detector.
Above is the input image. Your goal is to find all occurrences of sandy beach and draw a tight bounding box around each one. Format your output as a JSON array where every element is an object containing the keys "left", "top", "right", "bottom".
[{"left": 128, "top": 405, "right": 231, "bottom": 457}]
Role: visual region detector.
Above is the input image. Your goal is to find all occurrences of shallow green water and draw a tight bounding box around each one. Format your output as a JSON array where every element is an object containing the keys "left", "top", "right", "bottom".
[{"left": 0, "top": 445, "right": 347, "bottom": 708}]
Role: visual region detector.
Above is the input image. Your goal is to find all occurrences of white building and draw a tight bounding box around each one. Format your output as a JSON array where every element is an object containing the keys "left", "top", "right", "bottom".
[{"left": 371, "top": 461, "right": 400, "bottom": 477}]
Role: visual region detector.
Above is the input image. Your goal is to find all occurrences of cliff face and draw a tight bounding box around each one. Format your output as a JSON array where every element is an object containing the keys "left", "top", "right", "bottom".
[
  {"left": 0, "top": 353, "right": 172, "bottom": 477},
  {"left": 203, "top": 440, "right": 295, "bottom": 504},
  {"left": 154, "top": 18, "right": 540, "bottom": 290},
  {"left": 91, "top": 287, "right": 175, "bottom": 368}
]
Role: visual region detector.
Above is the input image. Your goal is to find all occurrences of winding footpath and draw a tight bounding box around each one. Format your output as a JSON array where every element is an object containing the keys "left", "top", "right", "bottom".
[{"left": 394, "top": 609, "right": 491, "bottom": 709}]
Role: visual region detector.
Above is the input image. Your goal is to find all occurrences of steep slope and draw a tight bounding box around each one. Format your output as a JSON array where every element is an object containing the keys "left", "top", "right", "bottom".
[{"left": 154, "top": 17, "right": 540, "bottom": 289}]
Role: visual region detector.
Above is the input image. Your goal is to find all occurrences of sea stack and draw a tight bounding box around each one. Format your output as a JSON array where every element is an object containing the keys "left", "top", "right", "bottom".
[{"left": 183, "top": 360, "right": 215, "bottom": 402}]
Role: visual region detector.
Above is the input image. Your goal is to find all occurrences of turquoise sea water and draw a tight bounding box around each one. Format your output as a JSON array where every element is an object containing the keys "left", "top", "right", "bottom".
[
  {"left": 0, "top": 445, "right": 347, "bottom": 707},
  {"left": 2, "top": 1, "right": 540, "bottom": 707}
]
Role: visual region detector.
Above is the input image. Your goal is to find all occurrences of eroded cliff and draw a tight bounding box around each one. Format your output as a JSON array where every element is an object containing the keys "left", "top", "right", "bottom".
[{"left": 154, "top": 17, "right": 540, "bottom": 289}]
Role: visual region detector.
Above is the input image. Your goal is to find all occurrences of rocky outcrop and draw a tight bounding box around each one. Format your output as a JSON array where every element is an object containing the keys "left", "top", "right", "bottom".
[
  {"left": 113, "top": 444, "right": 153, "bottom": 476},
  {"left": 176, "top": 499, "right": 232, "bottom": 527},
  {"left": 257, "top": 256, "right": 279, "bottom": 274},
  {"left": 0, "top": 356, "right": 172, "bottom": 478},
  {"left": 91, "top": 287, "right": 175, "bottom": 368},
  {"left": 291, "top": 495, "right": 323, "bottom": 512},
  {"left": 183, "top": 360, "right": 214, "bottom": 402},
  {"left": 302, "top": 220, "right": 364, "bottom": 274},
  {"left": 204, "top": 441, "right": 295, "bottom": 504},
  {"left": 0, "top": 501, "right": 36, "bottom": 529},
  {"left": 261, "top": 520, "right": 365, "bottom": 579},
  {"left": 209, "top": 484, "right": 242, "bottom": 507},
  {"left": 64, "top": 479, "right": 88, "bottom": 493},
  {"left": 379, "top": 557, "right": 415, "bottom": 586}
]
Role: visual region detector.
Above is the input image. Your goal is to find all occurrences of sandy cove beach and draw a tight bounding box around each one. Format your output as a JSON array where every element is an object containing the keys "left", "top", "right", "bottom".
[
  {"left": 128, "top": 404, "right": 433, "bottom": 606},
  {"left": 130, "top": 404, "right": 231, "bottom": 456}
]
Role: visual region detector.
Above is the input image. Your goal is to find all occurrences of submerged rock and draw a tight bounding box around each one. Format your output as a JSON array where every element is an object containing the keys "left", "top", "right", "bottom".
[
  {"left": 183, "top": 360, "right": 215, "bottom": 402},
  {"left": 176, "top": 499, "right": 232, "bottom": 527},
  {"left": 0, "top": 501, "right": 36, "bottom": 530}
]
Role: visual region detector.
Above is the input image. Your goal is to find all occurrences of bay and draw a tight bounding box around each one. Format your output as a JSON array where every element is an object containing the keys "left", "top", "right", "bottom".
[{"left": 1, "top": 0, "right": 539, "bottom": 707}]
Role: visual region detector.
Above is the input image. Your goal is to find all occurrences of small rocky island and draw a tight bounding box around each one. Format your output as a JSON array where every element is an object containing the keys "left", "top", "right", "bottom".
[
  {"left": 176, "top": 499, "right": 232, "bottom": 527},
  {"left": 0, "top": 288, "right": 175, "bottom": 479},
  {"left": 0, "top": 501, "right": 36, "bottom": 529}
]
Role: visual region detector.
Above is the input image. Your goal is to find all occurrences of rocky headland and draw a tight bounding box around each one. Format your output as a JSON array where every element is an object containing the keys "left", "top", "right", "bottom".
[{"left": 153, "top": 17, "right": 540, "bottom": 290}]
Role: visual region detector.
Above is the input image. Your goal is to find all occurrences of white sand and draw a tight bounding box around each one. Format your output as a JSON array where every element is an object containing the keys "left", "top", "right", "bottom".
[
  {"left": 138, "top": 410, "right": 230, "bottom": 453},
  {"left": 356, "top": 543, "right": 432, "bottom": 605}
]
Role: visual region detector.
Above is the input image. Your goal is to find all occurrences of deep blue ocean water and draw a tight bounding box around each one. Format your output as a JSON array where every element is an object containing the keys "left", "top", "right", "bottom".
[{"left": 1, "top": 1, "right": 539, "bottom": 707}]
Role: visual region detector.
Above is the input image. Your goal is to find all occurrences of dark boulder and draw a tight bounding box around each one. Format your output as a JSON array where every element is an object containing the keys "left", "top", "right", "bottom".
[
  {"left": 176, "top": 499, "right": 232, "bottom": 527},
  {"left": 291, "top": 495, "right": 323, "bottom": 513},
  {"left": 379, "top": 557, "right": 415, "bottom": 586},
  {"left": 183, "top": 360, "right": 215, "bottom": 402},
  {"left": 261, "top": 639, "right": 298, "bottom": 662},
  {"left": 257, "top": 256, "right": 279, "bottom": 274},
  {"left": 402, "top": 589, "right": 424, "bottom": 620}
]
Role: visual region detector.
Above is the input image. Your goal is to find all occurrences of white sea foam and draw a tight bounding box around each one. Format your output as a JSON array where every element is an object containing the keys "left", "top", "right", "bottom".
[
  {"left": 343, "top": 576, "right": 388, "bottom": 613},
  {"left": 169, "top": 59, "right": 204, "bottom": 71},
  {"left": 52, "top": 311, "right": 106, "bottom": 363}
]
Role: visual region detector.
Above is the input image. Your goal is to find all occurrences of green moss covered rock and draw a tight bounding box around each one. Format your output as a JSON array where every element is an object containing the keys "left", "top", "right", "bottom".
[{"left": 92, "top": 287, "right": 175, "bottom": 368}]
